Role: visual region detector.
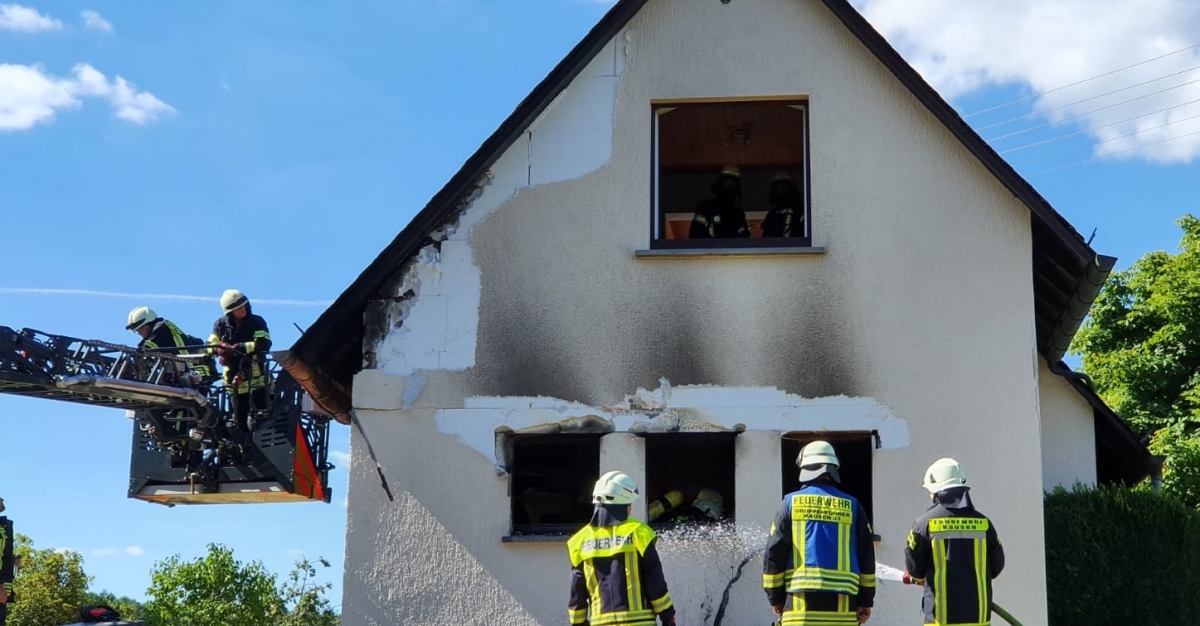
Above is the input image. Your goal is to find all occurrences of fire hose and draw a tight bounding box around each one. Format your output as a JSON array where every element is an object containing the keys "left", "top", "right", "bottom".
[{"left": 875, "top": 562, "right": 1024, "bottom": 626}]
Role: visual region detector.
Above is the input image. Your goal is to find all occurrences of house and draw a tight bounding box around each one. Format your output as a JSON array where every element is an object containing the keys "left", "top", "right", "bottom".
[{"left": 281, "top": 1, "right": 1157, "bottom": 624}]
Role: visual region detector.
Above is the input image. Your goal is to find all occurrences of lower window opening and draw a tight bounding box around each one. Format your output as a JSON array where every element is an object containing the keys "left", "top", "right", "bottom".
[
  {"left": 644, "top": 432, "right": 737, "bottom": 529},
  {"left": 507, "top": 434, "right": 601, "bottom": 536},
  {"left": 781, "top": 433, "right": 874, "bottom": 524}
]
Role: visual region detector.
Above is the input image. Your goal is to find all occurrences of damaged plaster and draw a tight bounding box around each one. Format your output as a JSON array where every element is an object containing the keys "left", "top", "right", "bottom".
[
  {"left": 368, "top": 33, "right": 630, "bottom": 382},
  {"left": 435, "top": 378, "right": 911, "bottom": 470}
]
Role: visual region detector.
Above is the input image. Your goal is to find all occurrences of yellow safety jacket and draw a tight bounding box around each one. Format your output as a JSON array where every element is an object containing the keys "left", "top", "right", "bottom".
[{"left": 567, "top": 519, "right": 675, "bottom": 626}]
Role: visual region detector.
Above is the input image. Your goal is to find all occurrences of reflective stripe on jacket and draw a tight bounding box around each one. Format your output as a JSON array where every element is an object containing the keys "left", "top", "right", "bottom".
[
  {"left": 763, "top": 483, "right": 876, "bottom": 611},
  {"left": 905, "top": 501, "right": 1005, "bottom": 626},
  {"left": 141, "top": 319, "right": 212, "bottom": 379},
  {"left": 567, "top": 519, "right": 674, "bottom": 625},
  {"left": 209, "top": 310, "right": 272, "bottom": 394}
]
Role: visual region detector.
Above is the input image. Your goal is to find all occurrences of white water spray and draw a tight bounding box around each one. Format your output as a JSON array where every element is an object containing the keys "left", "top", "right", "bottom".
[{"left": 875, "top": 561, "right": 907, "bottom": 582}]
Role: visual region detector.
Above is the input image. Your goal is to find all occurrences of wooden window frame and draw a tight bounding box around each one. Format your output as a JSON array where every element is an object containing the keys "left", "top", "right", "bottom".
[{"left": 650, "top": 99, "right": 813, "bottom": 250}]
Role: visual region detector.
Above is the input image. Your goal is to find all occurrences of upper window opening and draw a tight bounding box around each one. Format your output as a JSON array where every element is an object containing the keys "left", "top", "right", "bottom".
[
  {"left": 652, "top": 100, "right": 811, "bottom": 249},
  {"left": 644, "top": 432, "right": 736, "bottom": 528},
  {"left": 781, "top": 433, "right": 874, "bottom": 524},
  {"left": 505, "top": 434, "right": 601, "bottom": 536}
]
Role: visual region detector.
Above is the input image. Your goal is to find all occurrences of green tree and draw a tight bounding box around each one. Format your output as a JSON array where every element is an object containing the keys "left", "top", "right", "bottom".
[
  {"left": 143, "top": 543, "right": 283, "bottom": 626},
  {"left": 1073, "top": 213, "right": 1200, "bottom": 506},
  {"left": 84, "top": 589, "right": 145, "bottom": 622},
  {"left": 7, "top": 534, "right": 91, "bottom": 626},
  {"left": 277, "top": 557, "right": 339, "bottom": 626}
]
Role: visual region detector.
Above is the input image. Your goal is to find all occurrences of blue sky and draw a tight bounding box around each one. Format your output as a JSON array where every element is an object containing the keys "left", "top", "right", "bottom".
[{"left": 2, "top": 0, "right": 1198, "bottom": 605}]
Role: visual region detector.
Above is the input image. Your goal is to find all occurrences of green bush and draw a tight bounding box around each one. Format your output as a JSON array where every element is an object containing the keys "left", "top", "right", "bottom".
[{"left": 1045, "top": 483, "right": 1200, "bottom": 625}]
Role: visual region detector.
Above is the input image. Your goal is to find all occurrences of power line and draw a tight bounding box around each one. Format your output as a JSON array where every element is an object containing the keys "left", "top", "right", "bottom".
[
  {"left": 999, "top": 96, "right": 1200, "bottom": 154},
  {"left": 985, "top": 76, "right": 1200, "bottom": 142},
  {"left": 1037, "top": 127, "right": 1200, "bottom": 173},
  {"left": 974, "top": 62, "right": 1200, "bottom": 131},
  {"left": 963, "top": 41, "right": 1200, "bottom": 118}
]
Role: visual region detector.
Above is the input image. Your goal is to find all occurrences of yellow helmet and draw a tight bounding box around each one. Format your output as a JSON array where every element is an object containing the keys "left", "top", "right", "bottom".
[
  {"left": 923, "top": 458, "right": 969, "bottom": 493},
  {"left": 220, "top": 289, "right": 249, "bottom": 314},
  {"left": 126, "top": 306, "right": 157, "bottom": 332},
  {"left": 592, "top": 470, "right": 640, "bottom": 505}
]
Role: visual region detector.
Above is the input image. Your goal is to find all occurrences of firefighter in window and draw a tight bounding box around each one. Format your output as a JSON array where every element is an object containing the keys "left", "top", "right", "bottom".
[
  {"left": 761, "top": 171, "right": 805, "bottom": 238},
  {"left": 690, "top": 165, "right": 750, "bottom": 239},
  {"left": 649, "top": 488, "right": 726, "bottom": 525}
]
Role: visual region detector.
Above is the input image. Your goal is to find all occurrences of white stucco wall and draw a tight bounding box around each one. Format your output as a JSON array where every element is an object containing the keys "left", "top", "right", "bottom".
[
  {"left": 342, "top": 1, "right": 1050, "bottom": 625},
  {"left": 1037, "top": 359, "right": 1097, "bottom": 492}
]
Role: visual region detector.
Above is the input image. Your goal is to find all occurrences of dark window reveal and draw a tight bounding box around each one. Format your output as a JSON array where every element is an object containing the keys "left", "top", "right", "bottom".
[
  {"left": 506, "top": 434, "right": 601, "bottom": 536},
  {"left": 652, "top": 100, "right": 811, "bottom": 249},
  {"left": 643, "top": 432, "right": 737, "bottom": 528},
  {"left": 781, "top": 433, "right": 874, "bottom": 524}
]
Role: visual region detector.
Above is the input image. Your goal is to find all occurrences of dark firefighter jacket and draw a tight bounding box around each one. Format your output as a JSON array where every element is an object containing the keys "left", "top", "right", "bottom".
[
  {"left": 690, "top": 198, "right": 750, "bottom": 239},
  {"left": 568, "top": 505, "right": 675, "bottom": 626},
  {"left": 1, "top": 516, "right": 14, "bottom": 598},
  {"left": 763, "top": 482, "right": 876, "bottom": 624},
  {"left": 905, "top": 488, "right": 1005, "bottom": 626},
  {"left": 140, "top": 318, "right": 213, "bottom": 381},
  {"left": 761, "top": 205, "right": 804, "bottom": 238},
  {"left": 208, "top": 306, "right": 272, "bottom": 394}
]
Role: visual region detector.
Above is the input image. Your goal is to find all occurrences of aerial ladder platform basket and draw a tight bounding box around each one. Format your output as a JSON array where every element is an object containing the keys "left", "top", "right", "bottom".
[{"left": 0, "top": 325, "right": 334, "bottom": 506}]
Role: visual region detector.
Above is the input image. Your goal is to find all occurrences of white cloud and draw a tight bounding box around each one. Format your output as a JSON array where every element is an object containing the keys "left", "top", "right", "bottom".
[
  {"left": 0, "top": 3, "right": 61, "bottom": 32},
  {"left": 124, "top": 545, "right": 144, "bottom": 556},
  {"left": 91, "top": 547, "right": 116, "bottom": 557},
  {"left": 286, "top": 548, "right": 305, "bottom": 556},
  {"left": 857, "top": 0, "right": 1200, "bottom": 164},
  {"left": 80, "top": 9, "right": 112, "bottom": 33},
  {"left": 330, "top": 450, "right": 351, "bottom": 467},
  {"left": 0, "top": 62, "right": 174, "bottom": 131}
]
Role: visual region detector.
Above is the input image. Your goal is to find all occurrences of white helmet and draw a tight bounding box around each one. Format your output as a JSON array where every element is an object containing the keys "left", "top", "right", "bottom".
[
  {"left": 797, "top": 440, "right": 841, "bottom": 483},
  {"left": 592, "top": 470, "right": 640, "bottom": 505},
  {"left": 220, "top": 289, "right": 249, "bottom": 314},
  {"left": 692, "top": 489, "right": 725, "bottom": 520},
  {"left": 923, "top": 457, "right": 970, "bottom": 493},
  {"left": 126, "top": 306, "right": 157, "bottom": 332}
]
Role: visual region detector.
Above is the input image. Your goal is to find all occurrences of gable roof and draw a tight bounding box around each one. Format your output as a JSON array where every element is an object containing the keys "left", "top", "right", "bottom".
[{"left": 286, "top": 0, "right": 1116, "bottom": 391}]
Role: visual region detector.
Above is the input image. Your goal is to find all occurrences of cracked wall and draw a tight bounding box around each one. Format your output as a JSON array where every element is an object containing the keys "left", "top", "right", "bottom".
[{"left": 344, "top": 0, "right": 1050, "bottom": 625}]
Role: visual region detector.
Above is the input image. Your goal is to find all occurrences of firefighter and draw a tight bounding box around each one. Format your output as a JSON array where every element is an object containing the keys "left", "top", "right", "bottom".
[
  {"left": 567, "top": 471, "right": 677, "bottom": 626},
  {"left": 0, "top": 496, "right": 15, "bottom": 626},
  {"left": 126, "top": 306, "right": 214, "bottom": 384},
  {"left": 902, "top": 458, "right": 1005, "bottom": 626},
  {"left": 690, "top": 164, "right": 750, "bottom": 239},
  {"left": 208, "top": 289, "right": 273, "bottom": 454},
  {"left": 764, "top": 441, "right": 875, "bottom": 625},
  {"left": 761, "top": 172, "right": 805, "bottom": 238}
]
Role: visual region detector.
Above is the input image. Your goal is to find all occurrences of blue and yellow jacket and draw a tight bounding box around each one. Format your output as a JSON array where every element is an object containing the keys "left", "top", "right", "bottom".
[
  {"left": 567, "top": 511, "right": 674, "bottom": 626},
  {"left": 763, "top": 482, "right": 876, "bottom": 611}
]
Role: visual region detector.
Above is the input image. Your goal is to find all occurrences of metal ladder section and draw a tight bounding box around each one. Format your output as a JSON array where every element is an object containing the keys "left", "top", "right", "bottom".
[{"left": 0, "top": 325, "right": 333, "bottom": 505}]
